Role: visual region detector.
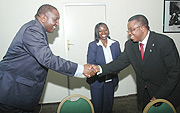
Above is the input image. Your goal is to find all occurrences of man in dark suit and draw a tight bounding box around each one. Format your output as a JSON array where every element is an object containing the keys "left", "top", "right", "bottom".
[
  {"left": 0, "top": 4, "right": 94, "bottom": 113},
  {"left": 93, "top": 14, "right": 180, "bottom": 110}
]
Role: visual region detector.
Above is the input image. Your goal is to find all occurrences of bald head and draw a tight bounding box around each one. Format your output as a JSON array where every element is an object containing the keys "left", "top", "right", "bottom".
[{"left": 35, "top": 4, "right": 57, "bottom": 17}]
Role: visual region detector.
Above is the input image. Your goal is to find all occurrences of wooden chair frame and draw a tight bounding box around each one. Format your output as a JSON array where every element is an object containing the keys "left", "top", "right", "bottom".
[
  {"left": 57, "top": 94, "right": 94, "bottom": 113},
  {"left": 143, "top": 99, "right": 176, "bottom": 113}
]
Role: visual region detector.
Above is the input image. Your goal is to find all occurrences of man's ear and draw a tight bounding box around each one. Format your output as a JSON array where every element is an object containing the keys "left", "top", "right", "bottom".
[
  {"left": 40, "top": 15, "right": 47, "bottom": 23},
  {"left": 141, "top": 26, "right": 146, "bottom": 32}
]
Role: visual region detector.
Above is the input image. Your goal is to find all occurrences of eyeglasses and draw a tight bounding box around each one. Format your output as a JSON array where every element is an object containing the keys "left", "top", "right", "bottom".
[{"left": 127, "top": 26, "right": 142, "bottom": 33}]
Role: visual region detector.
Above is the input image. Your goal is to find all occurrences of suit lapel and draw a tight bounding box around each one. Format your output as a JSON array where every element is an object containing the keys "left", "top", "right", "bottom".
[
  {"left": 110, "top": 45, "right": 116, "bottom": 60},
  {"left": 97, "top": 45, "right": 106, "bottom": 64},
  {"left": 133, "top": 42, "right": 142, "bottom": 64},
  {"left": 142, "top": 32, "right": 155, "bottom": 65}
]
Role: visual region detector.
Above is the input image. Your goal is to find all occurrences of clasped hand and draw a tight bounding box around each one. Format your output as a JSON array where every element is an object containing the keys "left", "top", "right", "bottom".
[{"left": 83, "top": 64, "right": 100, "bottom": 78}]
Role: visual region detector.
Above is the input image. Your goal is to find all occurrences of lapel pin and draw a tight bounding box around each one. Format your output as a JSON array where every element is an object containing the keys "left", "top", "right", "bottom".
[{"left": 150, "top": 49, "right": 152, "bottom": 52}]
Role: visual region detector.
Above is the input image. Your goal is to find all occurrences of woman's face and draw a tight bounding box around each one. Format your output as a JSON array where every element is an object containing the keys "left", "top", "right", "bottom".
[{"left": 98, "top": 24, "right": 109, "bottom": 40}]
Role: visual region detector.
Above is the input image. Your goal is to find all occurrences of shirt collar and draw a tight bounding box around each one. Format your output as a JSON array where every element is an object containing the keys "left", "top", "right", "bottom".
[
  {"left": 97, "top": 38, "right": 115, "bottom": 47},
  {"left": 139, "top": 31, "right": 150, "bottom": 45}
]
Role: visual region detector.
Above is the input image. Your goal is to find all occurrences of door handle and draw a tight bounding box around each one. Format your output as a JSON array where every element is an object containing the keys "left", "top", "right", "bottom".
[{"left": 67, "top": 40, "right": 74, "bottom": 51}]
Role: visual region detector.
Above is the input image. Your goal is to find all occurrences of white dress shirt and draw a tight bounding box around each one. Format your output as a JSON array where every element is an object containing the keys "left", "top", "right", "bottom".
[
  {"left": 138, "top": 31, "right": 150, "bottom": 51},
  {"left": 97, "top": 38, "right": 115, "bottom": 82},
  {"left": 97, "top": 38, "right": 115, "bottom": 64}
]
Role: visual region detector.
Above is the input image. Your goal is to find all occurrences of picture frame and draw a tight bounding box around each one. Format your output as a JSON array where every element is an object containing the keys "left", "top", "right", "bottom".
[{"left": 163, "top": 0, "right": 180, "bottom": 33}]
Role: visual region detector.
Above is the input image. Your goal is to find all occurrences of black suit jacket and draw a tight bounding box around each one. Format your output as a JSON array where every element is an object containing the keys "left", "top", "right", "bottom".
[{"left": 99, "top": 31, "right": 180, "bottom": 107}]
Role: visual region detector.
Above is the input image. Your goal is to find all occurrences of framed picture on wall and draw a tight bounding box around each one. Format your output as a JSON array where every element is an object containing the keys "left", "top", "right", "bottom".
[{"left": 163, "top": 0, "right": 180, "bottom": 33}]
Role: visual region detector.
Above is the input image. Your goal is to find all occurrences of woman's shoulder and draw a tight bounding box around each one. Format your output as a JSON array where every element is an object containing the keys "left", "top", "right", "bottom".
[
  {"left": 89, "top": 40, "right": 97, "bottom": 46},
  {"left": 109, "top": 39, "right": 120, "bottom": 45}
]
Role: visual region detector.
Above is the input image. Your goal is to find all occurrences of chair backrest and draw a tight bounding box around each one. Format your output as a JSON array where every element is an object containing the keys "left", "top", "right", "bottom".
[
  {"left": 57, "top": 94, "right": 94, "bottom": 113},
  {"left": 143, "top": 99, "right": 176, "bottom": 113}
]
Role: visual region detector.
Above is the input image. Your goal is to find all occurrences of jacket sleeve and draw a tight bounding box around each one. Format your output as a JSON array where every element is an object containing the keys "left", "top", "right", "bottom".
[
  {"left": 87, "top": 42, "right": 98, "bottom": 65},
  {"left": 22, "top": 26, "right": 77, "bottom": 76},
  {"left": 155, "top": 38, "right": 180, "bottom": 98},
  {"left": 116, "top": 41, "right": 122, "bottom": 58},
  {"left": 99, "top": 51, "right": 130, "bottom": 77}
]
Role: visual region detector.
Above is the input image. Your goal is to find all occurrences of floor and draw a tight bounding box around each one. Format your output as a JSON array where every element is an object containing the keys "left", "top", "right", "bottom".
[{"left": 34, "top": 94, "right": 180, "bottom": 113}]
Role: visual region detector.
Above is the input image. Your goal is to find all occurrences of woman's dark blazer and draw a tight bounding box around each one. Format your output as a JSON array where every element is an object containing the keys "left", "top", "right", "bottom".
[{"left": 87, "top": 39, "right": 121, "bottom": 88}]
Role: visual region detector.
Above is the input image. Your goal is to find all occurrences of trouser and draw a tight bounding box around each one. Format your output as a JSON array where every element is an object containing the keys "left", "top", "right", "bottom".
[
  {"left": 142, "top": 88, "right": 151, "bottom": 111},
  {"left": 0, "top": 103, "right": 33, "bottom": 113},
  {"left": 90, "top": 81, "right": 115, "bottom": 113}
]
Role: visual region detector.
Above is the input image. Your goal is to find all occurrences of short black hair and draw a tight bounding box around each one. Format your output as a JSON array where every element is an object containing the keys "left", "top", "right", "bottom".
[
  {"left": 128, "top": 14, "right": 150, "bottom": 30},
  {"left": 36, "top": 4, "right": 57, "bottom": 17},
  {"left": 94, "top": 22, "right": 110, "bottom": 43}
]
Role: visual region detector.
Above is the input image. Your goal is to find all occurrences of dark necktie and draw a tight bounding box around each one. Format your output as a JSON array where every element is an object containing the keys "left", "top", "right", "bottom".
[{"left": 140, "top": 43, "right": 144, "bottom": 59}]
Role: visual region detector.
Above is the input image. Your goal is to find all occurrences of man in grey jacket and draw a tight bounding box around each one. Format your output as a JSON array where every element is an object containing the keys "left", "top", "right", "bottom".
[{"left": 0, "top": 4, "right": 94, "bottom": 113}]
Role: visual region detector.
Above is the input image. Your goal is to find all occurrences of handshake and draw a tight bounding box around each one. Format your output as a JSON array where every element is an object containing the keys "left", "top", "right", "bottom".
[{"left": 83, "top": 64, "right": 100, "bottom": 78}]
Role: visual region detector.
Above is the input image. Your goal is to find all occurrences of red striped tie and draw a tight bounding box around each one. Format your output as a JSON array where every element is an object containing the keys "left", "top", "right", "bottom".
[{"left": 140, "top": 43, "right": 144, "bottom": 59}]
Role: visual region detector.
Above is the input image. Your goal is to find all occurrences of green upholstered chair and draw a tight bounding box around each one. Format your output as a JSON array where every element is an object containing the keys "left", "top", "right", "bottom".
[
  {"left": 143, "top": 99, "right": 176, "bottom": 113},
  {"left": 57, "top": 94, "right": 94, "bottom": 113}
]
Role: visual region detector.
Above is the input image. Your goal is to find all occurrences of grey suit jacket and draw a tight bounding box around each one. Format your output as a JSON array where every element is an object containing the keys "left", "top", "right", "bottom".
[
  {"left": 99, "top": 31, "right": 180, "bottom": 107},
  {"left": 0, "top": 19, "right": 77, "bottom": 110}
]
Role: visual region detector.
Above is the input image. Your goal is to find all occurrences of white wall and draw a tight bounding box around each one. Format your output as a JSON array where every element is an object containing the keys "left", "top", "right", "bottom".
[{"left": 0, "top": 0, "right": 180, "bottom": 103}]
